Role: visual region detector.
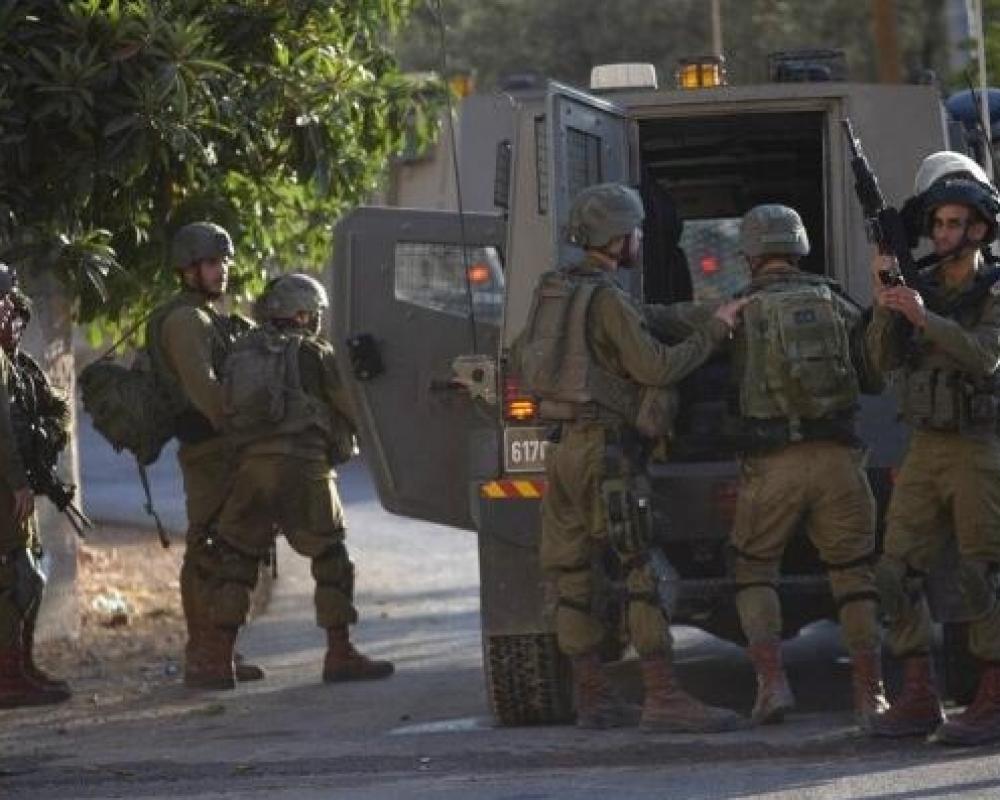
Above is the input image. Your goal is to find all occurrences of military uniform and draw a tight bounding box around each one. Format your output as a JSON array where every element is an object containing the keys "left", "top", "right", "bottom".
[
  {"left": 0, "top": 325, "right": 72, "bottom": 706},
  {"left": 207, "top": 273, "right": 392, "bottom": 683},
  {"left": 213, "top": 333, "right": 359, "bottom": 634},
  {"left": 146, "top": 290, "right": 240, "bottom": 643},
  {"left": 540, "top": 256, "right": 731, "bottom": 658}
]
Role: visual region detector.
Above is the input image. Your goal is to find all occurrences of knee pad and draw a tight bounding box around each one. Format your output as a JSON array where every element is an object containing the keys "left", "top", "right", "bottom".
[
  {"left": 957, "top": 558, "right": 999, "bottom": 620},
  {"left": 874, "top": 557, "right": 922, "bottom": 623},
  {"left": 214, "top": 539, "right": 261, "bottom": 588}
]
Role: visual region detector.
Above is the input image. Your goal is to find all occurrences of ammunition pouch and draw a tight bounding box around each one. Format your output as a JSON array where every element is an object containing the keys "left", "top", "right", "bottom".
[{"left": 901, "top": 368, "right": 999, "bottom": 433}]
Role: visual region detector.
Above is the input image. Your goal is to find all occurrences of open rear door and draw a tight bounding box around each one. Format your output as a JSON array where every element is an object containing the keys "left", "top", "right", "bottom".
[
  {"left": 547, "top": 82, "right": 635, "bottom": 269},
  {"left": 332, "top": 207, "right": 506, "bottom": 530}
]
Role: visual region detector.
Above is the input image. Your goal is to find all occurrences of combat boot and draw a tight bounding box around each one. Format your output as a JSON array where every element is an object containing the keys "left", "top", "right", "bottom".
[
  {"left": 639, "top": 655, "right": 746, "bottom": 733},
  {"left": 932, "top": 662, "right": 1000, "bottom": 746},
  {"left": 868, "top": 655, "right": 943, "bottom": 738},
  {"left": 0, "top": 646, "right": 70, "bottom": 708},
  {"left": 570, "top": 652, "right": 633, "bottom": 729},
  {"left": 183, "top": 626, "right": 237, "bottom": 690},
  {"left": 850, "top": 648, "right": 889, "bottom": 730},
  {"left": 322, "top": 626, "right": 394, "bottom": 682},
  {"left": 21, "top": 615, "right": 69, "bottom": 692},
  {"left": 746, "top": 639, "right": 795, "bottom": 725}
]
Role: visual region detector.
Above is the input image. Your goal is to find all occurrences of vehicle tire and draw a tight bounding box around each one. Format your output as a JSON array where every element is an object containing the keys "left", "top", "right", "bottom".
[
  {"left": 941, "top": 621, "right": 978, "bottom": 706},
  {"left": 485, "top": 632, "right": 573, "bottom": 726}
]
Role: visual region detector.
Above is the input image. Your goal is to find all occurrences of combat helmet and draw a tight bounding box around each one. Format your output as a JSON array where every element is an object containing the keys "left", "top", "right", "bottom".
[
  {"left": 566, "top": 183, "right": 645, "bottom": 248},
  {"left": 171, "top": 222, "right": 234, "bottom": 269},
  {"left": 257, "top": 272, "right": 328, "bottom": 321},
  {"left": 912, "top": 151, "right": 1000, "bottom": 243},
  {"left": 739, "top": 204, "right": 810, "bottom": 258}
]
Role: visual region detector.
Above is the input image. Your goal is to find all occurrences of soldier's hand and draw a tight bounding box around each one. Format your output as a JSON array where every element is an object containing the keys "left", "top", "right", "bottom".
[
  {"left": 881, "top": 286, "right": 927, "bottom": 328},
  {"left": 713, "top": 297, "right": 750, "bottom": 330},
  {"left": 13, "top": 486, "right": 34, "bottom": 524}
]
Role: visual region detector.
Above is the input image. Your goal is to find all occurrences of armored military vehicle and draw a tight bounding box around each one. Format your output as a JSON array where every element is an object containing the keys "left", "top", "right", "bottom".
[{"left": 332, "top": 58, "right": 977, "bottom": 724}]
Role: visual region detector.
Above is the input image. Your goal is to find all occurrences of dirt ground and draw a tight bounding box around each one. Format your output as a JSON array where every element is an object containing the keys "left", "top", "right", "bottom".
[{"left": 33, "top": 525, "right": 270, "bottom": 706}]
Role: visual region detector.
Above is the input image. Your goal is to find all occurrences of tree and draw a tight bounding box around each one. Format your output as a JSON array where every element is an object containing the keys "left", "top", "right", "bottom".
[{"left": 0, "top": 0, "right": 440, "bottom": 333}]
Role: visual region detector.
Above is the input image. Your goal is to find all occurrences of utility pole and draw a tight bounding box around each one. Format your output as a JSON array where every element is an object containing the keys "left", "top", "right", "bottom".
[
  {"left": 872, "top": 0, "right": 903, "bottom": 83},
  {"left": 971, "top": 0, "right": 994, "bottom": 179}
]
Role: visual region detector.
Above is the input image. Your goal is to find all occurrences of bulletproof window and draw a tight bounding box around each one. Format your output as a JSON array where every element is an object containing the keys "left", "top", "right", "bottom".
[
  {"left": 534, "top": 115, "right": 549, "bottom": 215},
  {"left": 679, "top": 218, "right": 749, "bottom": 302},
  {"left": 394, "top": 242, "right": 504, "bottom": 325},
  {"left": 566, "top": 126, "right": 603, "bottom": 198}
]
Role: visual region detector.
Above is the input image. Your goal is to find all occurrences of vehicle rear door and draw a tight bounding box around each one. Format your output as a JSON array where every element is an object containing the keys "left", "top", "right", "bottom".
[{"left": 331, "top": 208, "right": 506, "bottom": 530}]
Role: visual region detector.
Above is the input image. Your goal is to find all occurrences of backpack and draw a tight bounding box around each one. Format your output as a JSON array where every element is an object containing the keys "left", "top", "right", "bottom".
[
  {"left": 221, "top": 326, "right": 330, "bottom": 443},
  {"left": 78, "top": 353, "right": 176, "bottom": 467},
  {"left": 739, "top": 276, "right": 858, "bottom": 424}
]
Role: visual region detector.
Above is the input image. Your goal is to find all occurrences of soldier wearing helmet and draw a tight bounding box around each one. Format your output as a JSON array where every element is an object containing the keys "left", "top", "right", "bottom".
[
  {"left": 670, "top": 205, "right": 887, "bottom": 728},
  {"left": 866, "top": 153, "right": 1000, "bottom": 746},
  {"left": 0, "top": 263, "right": 73, "bottom": 708},
  {"left": 205, "top": 272, "right": 393, "bottom": 685},
  {"left": 517, "top": 182, "right": 746, "bottom": 731},
  {"left": 144, "top": 221, "right": 263, "bottom": 689}
]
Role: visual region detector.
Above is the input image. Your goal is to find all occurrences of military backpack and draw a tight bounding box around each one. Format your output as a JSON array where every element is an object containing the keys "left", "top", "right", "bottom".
[
  {"left": 221, "top": 326, "right": 332, "bottom": 446},
  {"left": 738, "top": 274, "right": 858, "bottom": 427}
]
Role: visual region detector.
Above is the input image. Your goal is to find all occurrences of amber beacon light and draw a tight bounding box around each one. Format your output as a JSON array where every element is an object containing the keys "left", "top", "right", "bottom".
[{"left": 676, "top": 55, "right": 727, "bottom": 89}]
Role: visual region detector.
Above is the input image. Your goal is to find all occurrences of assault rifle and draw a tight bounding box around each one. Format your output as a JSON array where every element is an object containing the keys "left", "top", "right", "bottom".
[
  {"left": 841, "top": 119, "right": 922, "bottom": 290},
  {"left": 13, "top": 413, "right": 92, "bottom": 538}
]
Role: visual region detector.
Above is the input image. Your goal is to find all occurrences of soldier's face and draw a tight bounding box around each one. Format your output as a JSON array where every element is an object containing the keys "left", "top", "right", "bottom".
[
  {"left": 186, "top": 256, "right": 229, "bottom": 299},
  {"left": 931, "top": 204, "right": 986, "bottom": 256}
]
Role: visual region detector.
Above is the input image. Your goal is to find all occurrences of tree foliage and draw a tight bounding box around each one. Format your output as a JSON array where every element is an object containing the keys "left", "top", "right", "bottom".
[
  {"left": 0, "top": 0, "right": 440, "bottom": 331},
  {"left": 396, "top": 0, "right": 955, "bottom": 92}
]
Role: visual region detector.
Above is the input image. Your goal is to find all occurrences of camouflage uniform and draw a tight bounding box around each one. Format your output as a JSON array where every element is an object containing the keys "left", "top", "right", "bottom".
[{"left": 0, "top": 272, "right": 72, "bottom": 707}]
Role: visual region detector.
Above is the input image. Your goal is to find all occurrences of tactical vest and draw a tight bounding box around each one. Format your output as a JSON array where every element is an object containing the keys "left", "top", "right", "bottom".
[
  {"left": 517, "top": 269, "right": 641, "bottom": 426},
  {"left": 738, "top": 273, "right": 858, "bottom": 436},
  {"left": 8, "top": 352, "right": 69, "bottom": 490},
  {"left": 145, "top": 293, "right": 236, "bottom": 444},
  {"left": 221, "top": 326, "right": 335, "bottom": 450},
  {"left": 899, "top": 278, "right": 1000, "bottom": 433}
]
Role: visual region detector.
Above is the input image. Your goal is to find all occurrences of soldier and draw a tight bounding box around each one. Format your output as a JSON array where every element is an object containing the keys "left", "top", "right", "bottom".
[
  {"left": 0, "top": 264, "right": 71, "bottom": 707},
  {"left": 200, "top": 272, "right": 392, "bottom": 685},
  {"left": 519, "top": 182, "right": 746, "bottom": 731},
  {"left": 147, "top": 222, "right": 263, "bottom": 689},
  {"left": 867, "top": 152, "right": 1000, "bottom": 745},
  {"left": 718, "top": 205, "right": 887, "bottom": 727}
]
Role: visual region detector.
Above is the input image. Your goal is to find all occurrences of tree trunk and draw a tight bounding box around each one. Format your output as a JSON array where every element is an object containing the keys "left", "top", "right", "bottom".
[{"left": 21, "top": 269, "right": 79, "bottom": 642}]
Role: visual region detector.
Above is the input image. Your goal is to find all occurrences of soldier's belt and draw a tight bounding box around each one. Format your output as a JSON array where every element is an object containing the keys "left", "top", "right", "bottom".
[{"left": 739, "top": 415, "right": 857, "bottom": 452}]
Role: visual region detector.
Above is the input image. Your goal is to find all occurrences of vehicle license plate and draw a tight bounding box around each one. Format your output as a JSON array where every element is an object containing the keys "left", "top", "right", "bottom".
[{"left": 504, "top": 426, "right": 550, "bottom": 473}]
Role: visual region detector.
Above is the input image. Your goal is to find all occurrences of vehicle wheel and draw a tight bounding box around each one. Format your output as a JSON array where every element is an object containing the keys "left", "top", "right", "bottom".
[
  {"left": 941, "top": 621, "right": 978, "bottom": 706},
  {"left": 485, "top": 632, "right": 573, "bottom": 726}
]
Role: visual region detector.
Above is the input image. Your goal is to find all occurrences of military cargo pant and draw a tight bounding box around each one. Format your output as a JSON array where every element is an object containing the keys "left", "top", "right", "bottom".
[
  {"left": 0, "top": 481, "right": 41, "bottom": 648},
  {"left": 730, "top": 440, "right": 879, "bottom": 652},
  {"left": 879, "top": 431, "right": 1000, "bottom": 661},
  {"left": 540, "top": 422, "right": 670, "bottom": 658},
  {"left": 177, "top": 438, "right": 233, "bottom": 634},
  {"left": 211, "top": 454, "right": 357, "bottom": 630}
]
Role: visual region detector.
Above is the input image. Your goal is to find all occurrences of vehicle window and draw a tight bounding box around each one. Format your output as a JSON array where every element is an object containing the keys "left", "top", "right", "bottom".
[
  {"left": 679, "top": 218, "right": 749, "bottom": 302},
  {"left": 394, "top": 242, "right": 504, "bottom": 325},
  {"left": 566, "top": 126, "right": 603, "bottom": 198}
]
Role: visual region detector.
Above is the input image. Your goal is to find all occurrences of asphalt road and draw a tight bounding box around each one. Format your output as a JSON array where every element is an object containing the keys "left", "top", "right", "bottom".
[{"left": 2, "top": 426, "right": 1000, "bottom": 798}]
